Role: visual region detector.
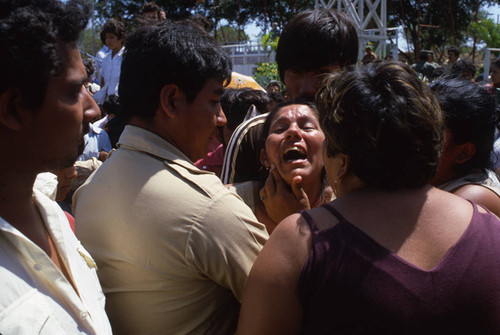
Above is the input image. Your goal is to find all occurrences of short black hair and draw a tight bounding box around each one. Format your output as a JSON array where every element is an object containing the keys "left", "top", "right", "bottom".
[
  {"left": 99, "top": 19, "right": 126, "bottom": 45},
  {"left": 0, "top": 0, "right": 89, "bottom": 110},
  {"left": 119, "top": 21, "right": 232, "bottom": 120},
  {"left": 447, "top": 46, "right": 460, "bottom": 57},
  {"left": 429, "top": 77, "right": 497, "bottom": 174},
  {"left": 221, "top": 88, "right": 270, "bottom": 132},
  {"left": 83, "top": 58, "right": 95, "bottom": 79},
  {"left": 317, "top": 62, "right": 444, "bottom": 190},
  {"left": 142, "top": 1, "right": 160, "bottom": 15},
  {"left": 276, "top": 9, "right": 358, "bottom": 82}
]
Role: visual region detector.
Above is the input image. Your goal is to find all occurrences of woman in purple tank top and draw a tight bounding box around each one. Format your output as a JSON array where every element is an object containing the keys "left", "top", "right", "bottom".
[{"left": 236, "top": 62, "right": 500, "bottom": 334}]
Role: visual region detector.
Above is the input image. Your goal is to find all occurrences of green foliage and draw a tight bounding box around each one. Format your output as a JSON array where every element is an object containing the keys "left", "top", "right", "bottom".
[
  {"left": 215, "top": 25, "right": 249, "bottom": 44},
  {"left": 469, "top": 18, "right": 500, "bottom": 48},
  {"left": 260, "top": 33, "right": 279, "bottom": 56},
  {"left": 253, "top": 62, "right": 280, "bottom": 88},
  {"left": 387, "top": 0, "right": 497, "bottom": 61}
]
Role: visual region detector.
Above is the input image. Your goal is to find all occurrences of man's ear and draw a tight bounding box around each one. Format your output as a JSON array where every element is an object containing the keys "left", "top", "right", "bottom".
[
  {"left": 260, "top": 148, "right": 270, "bottom": 169},
  {"left": 159, "top": 84, "right": 182, "bottom": 118},
  {"left": 455, "top": 142, "right": 476, "bottom": 164},
  {"left": 0, "top": 89, "right": 23, "bottom": 131}
]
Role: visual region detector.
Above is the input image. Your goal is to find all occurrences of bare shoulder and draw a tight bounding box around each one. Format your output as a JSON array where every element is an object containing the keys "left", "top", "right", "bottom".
[{"left": 453, "top": 184, "right": 500, "bottom": 217}]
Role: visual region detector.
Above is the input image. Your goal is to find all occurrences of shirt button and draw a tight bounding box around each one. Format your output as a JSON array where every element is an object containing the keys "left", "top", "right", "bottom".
[
  {"left": 33, "top": 264, "right": 42, "bottom": 271},
  {"left": 80, "top": 311, "right": 88, "bottom": 319}
]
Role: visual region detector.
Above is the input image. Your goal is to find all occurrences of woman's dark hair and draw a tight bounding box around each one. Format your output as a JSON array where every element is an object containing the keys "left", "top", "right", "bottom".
[
  {"left": 1, "top": 0, "right": 89, "bottom": 110},
  {"left": 429, "top": 77, "right": 497, "bottom": 174},
  {"left": 316, "top": 62, "right": 444, "bottom": 190},
  {"left": 276, "top": 8, "right": 358, "bottom": 82}
]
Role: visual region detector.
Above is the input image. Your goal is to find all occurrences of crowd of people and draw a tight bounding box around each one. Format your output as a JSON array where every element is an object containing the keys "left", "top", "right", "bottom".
[{"left": 2, "top": 0, "right": 500, "bottom": 334}]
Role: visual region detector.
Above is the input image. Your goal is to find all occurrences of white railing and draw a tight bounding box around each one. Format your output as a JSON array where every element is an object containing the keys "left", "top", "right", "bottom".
[{"left": 222, "top": 41, "right": 275, "bottom": 76}]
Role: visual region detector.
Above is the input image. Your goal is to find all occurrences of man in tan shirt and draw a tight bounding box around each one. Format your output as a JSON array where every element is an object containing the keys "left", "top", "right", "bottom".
[{"left": 73, "top": 22, "right": 268, "bottom": 334}]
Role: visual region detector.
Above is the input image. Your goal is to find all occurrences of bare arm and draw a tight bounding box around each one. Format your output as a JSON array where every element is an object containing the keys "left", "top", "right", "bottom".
[
  {"left": 236, "top": 213, "right": 312, "bottom": 335},
  {"left": 454, "top": 184, "right": 500, "bottom": 217}
]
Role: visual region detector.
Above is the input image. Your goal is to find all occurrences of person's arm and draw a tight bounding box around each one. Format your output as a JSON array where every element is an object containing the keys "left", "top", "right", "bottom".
[
  {"left": 454, "top": 184, "right": 500, "bottom": 217},
  {"left": 236, "top": 213, "right": 312, "bottom": 335}
]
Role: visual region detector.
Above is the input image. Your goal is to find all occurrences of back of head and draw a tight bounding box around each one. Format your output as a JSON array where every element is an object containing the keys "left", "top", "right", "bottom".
[
  {"left": 429, "top": 77, "right": 497, "bottom": 173},
  {"left": 316, "top": 62, "right": 444, "bottom": 190},
  {"left": 418, "top": 51, "right": 429, "bottom": 62},
  {"left": 0, "top": 0, "right": 89, "bottom": 110},
  {"left": 449, "top": 60, "right": 475, "bottom": 79},
  {"left": 276, "top": 9, "right": 358, "bottom": 81},
  {"left": 119, "top": 21, "right": 232, "bottom": 120},
  {"left": 221, "top": 88, "right": 270, "bottom": 132}
]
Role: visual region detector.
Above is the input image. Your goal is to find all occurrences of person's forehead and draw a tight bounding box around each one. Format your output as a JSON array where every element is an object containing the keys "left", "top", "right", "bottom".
[{"left": 272, "top": 104, "right": 316, "bottom": 122}]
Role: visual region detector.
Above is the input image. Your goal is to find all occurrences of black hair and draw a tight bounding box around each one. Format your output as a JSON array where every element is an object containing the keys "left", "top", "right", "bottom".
[
  {"left": 221, "top": 88, "right": 270, "bottom": 133},
  {"left": 429, "top": 77, "right": 497, "bottom": 174},
  {"left": 449, "top": 60, "right": 476, "bottom": 79},
  {"left": 0, "top": 0, "right": 89, "bottom": 110},
  {"left": 317, "top": 62, "right": 444, "bottom": 190},
  {"left": 99, "top": 19, "right": 126, "bottom": 45},
  {"left": 262, "top": 100, "right": 319, "bottom": 138},
  {"left": 119, "top": 21, "right": 232, "bottom": 120},
  {"left": 142, "top": 1, "right": 160, "bottom": 15},
  {"left": 83, "top": 58, "right": 95, "bottom": 79},
  {"left": 447, "top": 46, "right": 460, "bottom": 57},
  {"left": 276, "top": 9, "right": 358, "bottom": 82},
  {"left": 268, "top": 91, "right": 285, "bottom": 104},
  {"left": 101, "top": 94, "right": 121, "bottom": 116}
]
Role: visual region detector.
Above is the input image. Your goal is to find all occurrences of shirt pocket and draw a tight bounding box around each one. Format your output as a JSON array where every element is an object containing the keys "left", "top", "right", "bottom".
[{"left": 0, "top": 289, "right": 67, "bottom": 335}]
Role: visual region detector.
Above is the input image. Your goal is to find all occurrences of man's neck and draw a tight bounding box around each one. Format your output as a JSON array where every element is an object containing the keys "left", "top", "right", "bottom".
[{"left": 0, "top": 170, "right": 38, "bottom": 229}]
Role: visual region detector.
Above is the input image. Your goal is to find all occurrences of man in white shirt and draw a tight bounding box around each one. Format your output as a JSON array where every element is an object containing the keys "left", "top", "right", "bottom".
[
  {"left": 93, "top": 19, "right": 126, "bottom": 105},
  {"left": 0, "top": 0, "right": 112, "bottom": 333}
]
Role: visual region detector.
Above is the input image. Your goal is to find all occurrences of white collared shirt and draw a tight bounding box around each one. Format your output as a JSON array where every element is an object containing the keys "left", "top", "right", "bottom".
[{"left": 0, "top": 189, "right": 112, "bottom": 334}]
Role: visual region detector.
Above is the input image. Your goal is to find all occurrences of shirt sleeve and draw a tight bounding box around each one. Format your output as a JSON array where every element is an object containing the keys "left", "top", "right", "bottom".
[{"left": 185, "top": 189, "right": 268, "bottom": 301}]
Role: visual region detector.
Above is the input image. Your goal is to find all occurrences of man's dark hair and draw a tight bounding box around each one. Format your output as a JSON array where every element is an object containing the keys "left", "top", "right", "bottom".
[
  {"left": 448, "top": 46, "right": 460, "bottom": 57},
  {"left": 141, "top": 1, "right": 160, "bottom": 15},
  {"left": 83, "top": 58, "right": 95, "bottom": 79},
  {"left": 221, "top": 88, "right": 270, "bottom": 133},
  {"left": 418, "top": 50, "right": 429, "bottom": 61},
  {"left": 276, "top": 9, "right": 358, "bottom": 82},
  {"left": 99, "top": 19, "right": 126, "bottom": 45},
  {"left": 119, "top": 21, "right": 232, "bottom": 120},
  {"left": 430, "top": 77, "right": 497, "bottom": 174},
  {"left": 0, "top": 0, "right": 89, "bottom": 110}
]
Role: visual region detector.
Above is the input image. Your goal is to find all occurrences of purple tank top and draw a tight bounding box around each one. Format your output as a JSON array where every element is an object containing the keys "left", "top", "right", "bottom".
[{"left": 298, "top": 202, "right": 500, "bottom": 334}]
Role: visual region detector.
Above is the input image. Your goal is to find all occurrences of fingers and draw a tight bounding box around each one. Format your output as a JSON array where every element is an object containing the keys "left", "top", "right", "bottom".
[{"left": 291, "top": 175, "right": 311, "bottom": 210}]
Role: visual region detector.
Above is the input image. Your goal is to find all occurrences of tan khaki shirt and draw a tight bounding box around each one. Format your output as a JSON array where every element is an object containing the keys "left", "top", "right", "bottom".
[{"left": 73, "top": 125, "right": 268, "bottom": 335}]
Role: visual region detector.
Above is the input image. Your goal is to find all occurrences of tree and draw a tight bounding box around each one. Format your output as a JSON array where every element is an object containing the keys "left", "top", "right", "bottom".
[
  {"left": 215, "top": 25, "right": 249, "bottom": 44},
  {"left": 469, "top": 17, "right": 500, "bottom": 49},
  {"left": 387, "top": 0, "right": 497, "bottom": 63}
]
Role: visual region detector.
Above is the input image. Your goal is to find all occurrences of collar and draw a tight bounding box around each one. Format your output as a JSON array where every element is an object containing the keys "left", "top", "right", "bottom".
[{"left": 117, "top": 125, "right": 214, "bottom": 175}]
